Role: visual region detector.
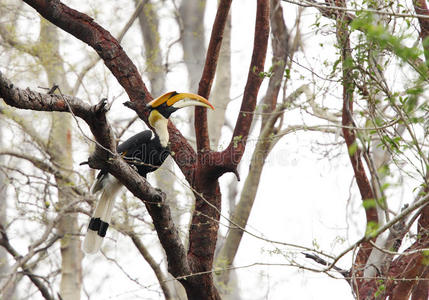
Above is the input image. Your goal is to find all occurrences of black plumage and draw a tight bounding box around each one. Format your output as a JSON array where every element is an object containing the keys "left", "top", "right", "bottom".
[{"left": 96, "top": 130, "right": 170, "bottom": 181}]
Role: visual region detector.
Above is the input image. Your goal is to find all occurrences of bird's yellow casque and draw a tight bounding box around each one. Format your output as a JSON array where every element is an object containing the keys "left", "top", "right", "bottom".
[{"left": 147, "top": 91, "right": 214, "bottom": 109}]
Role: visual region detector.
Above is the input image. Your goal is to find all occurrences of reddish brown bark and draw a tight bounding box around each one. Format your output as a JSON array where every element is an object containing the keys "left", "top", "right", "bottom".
[
  {"left": 9, "top": 0, "right": 202, "bottom": 295},
  {"left": 283, "top": 1, "right": 429, "bottom": 299},
  {"left": 342, "top": 86, "right": 378, "bottom": 278},
  {"left": 384, "top": 240, "right": 429, "bottom": 299},
  {"left": 196, "top": 0, "right": 232, "bottom": 151},
  {"left": 414, "top": 0, "right": 429, "bottom": 40},
  {"left": 411, "top": 270, "right": 429, "bottom": 300},
  {"left": 185, "top": 1, "right": 270, "bottom": 298},
  {"left": 226, "top": 0, "right": 270, "bottom": 161},
  {"left": 346, "top": 2, "right": 429, "bottom": 296},
  {"left": 203, "top": 0, "right": 270, "bottom": 180},
  {"left": 335, "top": 0, "right": 378, "bottom": 292}
]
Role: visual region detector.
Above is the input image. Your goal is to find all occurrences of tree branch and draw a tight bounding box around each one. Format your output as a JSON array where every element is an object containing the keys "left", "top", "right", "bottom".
[
  {"left": 0, "top": 149, "right": 85, "bottom": 196},
  {"left": 0, "top": 104, "right": 47, "bottom": 150},
  {"left": 195, "top": 0, "right": 232, "bottom": 151},
  {"left": 129, "top": 233, "right": 172, "bottom": 299},
  {"left": 335, "top": 0, "right": 377, "bottom": 290},
  {"left": 206, "top": 0, "right": 270, "bottom": 179},
  {"left": 0, "top": 224, "right": 57, "bottom": 300},
  {"left": 2, "top": 0, "right": 200, "bottom": 292},
  {"left": 225, "top": 0, "right": 270, "bottom": 161}
]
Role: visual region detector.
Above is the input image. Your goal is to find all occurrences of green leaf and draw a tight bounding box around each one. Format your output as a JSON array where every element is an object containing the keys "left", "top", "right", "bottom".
[
  {"left": 233, "top": 135, "right": 243, "bottom": 148},
  {"left": 422, "top": 250, "right": 429, "bottom": 266},
  {"left": 363, "top": 198, "right": 377, "bottom": 210},
  {"left": 365, "top": 221, "right": 379, "bottom": 238},
  {"left": 348, "top": 142, "right": 358, "bottom": 156},
  {"left": 350, "top": 12, "right": 422, "bottom": 63},
  {"left": 374, "top": 281, "right": 386, "bottom": 297}
]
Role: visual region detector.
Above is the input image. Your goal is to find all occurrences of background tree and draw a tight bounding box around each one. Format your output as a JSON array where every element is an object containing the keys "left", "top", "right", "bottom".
[{"left": 0, "top": 116, "right": 16, "bottom": 300}]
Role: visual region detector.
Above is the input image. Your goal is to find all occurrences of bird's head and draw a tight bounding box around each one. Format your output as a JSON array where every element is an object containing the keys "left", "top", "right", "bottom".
[
  {"left": 145, "top": 91, "right": 214, "bottom": 147},
  {"left": 146, "top": 91, "right": 214, "bottom": 124},
  {"left": 146, "top": 91, "right": 214, "bottom": 129}
]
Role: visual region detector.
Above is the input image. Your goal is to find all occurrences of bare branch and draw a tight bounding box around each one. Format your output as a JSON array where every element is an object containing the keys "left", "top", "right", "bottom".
[
  {"left": 0, "top": 149, "right": 85, "bottom": 196},
  {"left": 303, "top": 252, "right": 350, "bottom": 280},
  {"left": 195, "top": 0, "right": 232, "bottom": 151},
  {"left": 206, "top": 0, "right": 270, "bottom": 179},
  {"left": 0, "top": 223, "right": 58, "bottom": 300},
  {"left": 129, "top": 233, "right": 172, "bottom": 299},
  {"left": 0, "top": 104, "right": 47, "bottom": 150}
]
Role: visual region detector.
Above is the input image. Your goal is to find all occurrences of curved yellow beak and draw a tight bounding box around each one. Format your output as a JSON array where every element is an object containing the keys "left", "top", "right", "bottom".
[{"left": 147, "top": 91, "right": 214, "bottom": 110}]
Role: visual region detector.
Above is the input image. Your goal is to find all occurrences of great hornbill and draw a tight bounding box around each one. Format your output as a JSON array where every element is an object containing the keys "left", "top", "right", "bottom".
[{"left": 83, "top": 91, "right": 214, "bottom": 254}]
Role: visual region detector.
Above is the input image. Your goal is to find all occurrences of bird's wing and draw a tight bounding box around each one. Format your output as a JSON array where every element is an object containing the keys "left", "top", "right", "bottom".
[
  {"left": 117, "top": 130, "right": 153, "bottom": 155},
  {"left": 91, "top": 130, "right": 153, "bottom": 194}
]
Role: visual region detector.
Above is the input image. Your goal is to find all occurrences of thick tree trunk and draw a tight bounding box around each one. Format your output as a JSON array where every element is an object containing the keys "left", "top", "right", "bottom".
[
  {"left": 39, "top": 20, "right": 82, "bottom": 300},
  {"left": 179, "top": 0, "right": 207, "bottom": 91},
  {"left": 208, "top": 10, "right": 244, "bottom": 300},
  {"left": 136, "top": 0, "right": 165, "bottom": 97}
]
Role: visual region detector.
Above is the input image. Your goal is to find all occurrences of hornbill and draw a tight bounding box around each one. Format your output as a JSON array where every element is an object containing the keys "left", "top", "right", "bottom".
[{"left": 83, "top": 91, "right": 214, "bottom": 254}]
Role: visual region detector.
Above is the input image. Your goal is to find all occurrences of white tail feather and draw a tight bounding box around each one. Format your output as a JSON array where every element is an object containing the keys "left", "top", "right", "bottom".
[
  {"left": 83, "top": 230, "right": 103, "bottom": 254},
  {"left": 83, "top": 175, "right": 122, "bottom": 254}
]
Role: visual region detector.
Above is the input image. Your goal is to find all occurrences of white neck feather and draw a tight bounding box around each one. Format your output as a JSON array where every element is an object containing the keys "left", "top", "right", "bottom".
[
  {"left": 149, "top": 110, "right": 170, "bottom": 148},
  {"left": 153, "top": 117, "right": 169, "bottom": 148}
]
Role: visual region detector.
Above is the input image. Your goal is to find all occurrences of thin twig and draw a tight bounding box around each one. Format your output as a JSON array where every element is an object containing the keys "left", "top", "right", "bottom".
[{"left": 282, "top": 0, "right": 429, "bottom": 19}]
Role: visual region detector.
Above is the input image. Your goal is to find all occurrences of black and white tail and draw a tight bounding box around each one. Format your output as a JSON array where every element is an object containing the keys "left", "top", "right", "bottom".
[{"left": 83, "top": 174, "right": 122, "bottom": 254}]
